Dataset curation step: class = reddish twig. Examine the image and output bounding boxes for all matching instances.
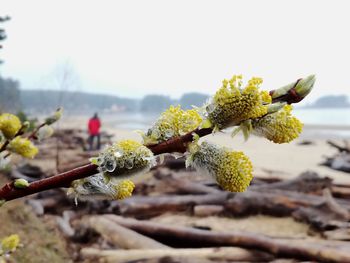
[0,82,309,202]
[0,164,97,201]
[0,140,9,153]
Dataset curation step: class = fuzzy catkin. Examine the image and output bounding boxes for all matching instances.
[189,142,253,192]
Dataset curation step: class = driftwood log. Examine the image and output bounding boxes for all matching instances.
[99,215,350,262]
[86,216,169,249]
[115,187,350,218]
[116,193,231,218]
[322,140,350,173]
[81,247,273,263]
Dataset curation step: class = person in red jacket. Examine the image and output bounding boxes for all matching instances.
[88,113,101,150]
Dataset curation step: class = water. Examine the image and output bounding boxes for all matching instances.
[106,112,158,130]
[293,108,350,126]
[293,108,350,138]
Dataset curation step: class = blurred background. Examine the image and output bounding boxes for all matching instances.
[1,0,350,262]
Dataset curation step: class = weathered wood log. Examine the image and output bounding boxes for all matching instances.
[227,190,323,217]
[161,157,187,170]
[332,185,350,199]
[327,140,350,153]
[323,188,350,220]
[116,186,350,219]
[324,228,350,241]
[151,167,225,195]
[81,247,273,262]
[105,215,350,263]
[117,193,231,218]
[292,189,350,231]
[194,205,224,217]
[321,152,350,173]
[250,171,332,193]
[154,174,221,195]
[86,216,169,249]
[111,258,213,263]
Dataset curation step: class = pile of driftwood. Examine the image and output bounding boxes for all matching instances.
[5,130,350,262]
[14,157,350,263]
[322,140,350,173]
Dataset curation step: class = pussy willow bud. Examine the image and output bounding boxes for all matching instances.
[8,137,38,158]
[294,74,316,98]
[68,174,135,201]
[45,107,63,125]
[252,105,303,144]
[0,113,21,139]
[37,124,54,141]
[142,105,202,144]
[270,75,316,103]
[14,179,29,188]
[187,142,253,192]
[205,75,271,130]
[92,139,155,178]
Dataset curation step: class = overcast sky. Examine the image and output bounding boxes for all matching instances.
[1,0,350,104]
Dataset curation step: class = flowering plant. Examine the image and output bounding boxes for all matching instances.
[0,75,315,204]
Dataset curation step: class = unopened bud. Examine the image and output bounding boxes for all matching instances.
[270,75,316,104]
[14,178,29,188]
[45,107,63,125]
[294,74,316,98]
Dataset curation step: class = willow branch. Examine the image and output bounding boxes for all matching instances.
[0,78,312,202]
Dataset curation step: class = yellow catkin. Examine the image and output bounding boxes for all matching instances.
[0,113,22,139]
[207,75,271,129]
[252,105,303,143]
[190,142,253,192]
[8,136,38,158]
[1,234,20,252]
[115,180,135,199]
[143,105,202,144]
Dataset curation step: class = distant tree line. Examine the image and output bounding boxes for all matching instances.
[0,16,21,112]
[22,91,209,114]
[308,95,350,108]
[140,92,209,112]
[0,77,21,112]
[20,90,139,114]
